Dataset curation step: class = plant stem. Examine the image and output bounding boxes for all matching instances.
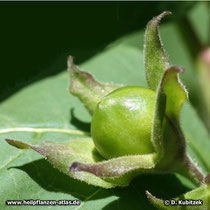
[176,155,205,186]
[169,119,205,186]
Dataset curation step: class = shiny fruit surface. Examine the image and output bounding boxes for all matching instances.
[91,86,156,159]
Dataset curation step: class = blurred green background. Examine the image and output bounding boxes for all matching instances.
[0,2,196,101]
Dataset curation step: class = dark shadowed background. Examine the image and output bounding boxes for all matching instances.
[0,2,195,101]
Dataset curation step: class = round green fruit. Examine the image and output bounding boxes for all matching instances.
[91,86,156,159]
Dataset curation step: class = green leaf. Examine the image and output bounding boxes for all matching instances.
[144,11,171,90]
[68,56,123,115]
[1,4,210,209]
[147,176,210,209]
[0,39,158,210]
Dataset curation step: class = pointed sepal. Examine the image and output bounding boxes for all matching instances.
[144,11,171,90]
[6,138,157,188]
[69,153,157,186]
[6,138,115,188]
[151,65,204,185]
[152,66,188,165]
[68,56,123,114]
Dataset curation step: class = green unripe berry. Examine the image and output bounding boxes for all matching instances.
[91,86,156,159]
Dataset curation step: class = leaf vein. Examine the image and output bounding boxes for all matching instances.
[0,127,89,136]
[74,188,102,210]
